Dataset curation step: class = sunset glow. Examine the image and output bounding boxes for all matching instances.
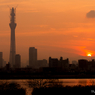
[87,54,91,57]
[1,0,95,66]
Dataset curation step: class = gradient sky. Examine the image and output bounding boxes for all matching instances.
[1,0,95,66]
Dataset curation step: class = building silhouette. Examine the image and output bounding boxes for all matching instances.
[15,54,21,68]
[6,62,10,70]
[49,57,59,68]
[88,59,95,69]
[37,59,47,68]
[2,59,6,67]
[9,7,17,68]
[29,47,37,68]
[0,52,3,68]
[72,60,78,66]
[78,59,88,69]
[60,57,69,69]
[49,57,69,69]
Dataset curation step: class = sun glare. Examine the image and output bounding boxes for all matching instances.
[87,54,91,57]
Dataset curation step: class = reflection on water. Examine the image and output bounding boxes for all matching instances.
[78,79,95,86]
[27,79,63,88]
[1,79,95,95]
[59,79,95,87]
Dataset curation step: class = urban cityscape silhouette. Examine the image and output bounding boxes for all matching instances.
[0,7,95,79]
[1,0,95,94]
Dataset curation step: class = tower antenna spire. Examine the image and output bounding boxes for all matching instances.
[9,7,17,68]
[14,4,18,10]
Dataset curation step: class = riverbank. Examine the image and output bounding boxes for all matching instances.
[32,85,95,94]
[0,74,95,79]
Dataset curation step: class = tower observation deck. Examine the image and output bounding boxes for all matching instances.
[9,7,17,68]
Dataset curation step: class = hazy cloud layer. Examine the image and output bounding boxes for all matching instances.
[86,10,95,18]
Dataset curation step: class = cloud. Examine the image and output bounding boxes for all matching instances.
[86,10,95,18]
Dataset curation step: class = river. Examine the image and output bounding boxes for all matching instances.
[1,79,95,95]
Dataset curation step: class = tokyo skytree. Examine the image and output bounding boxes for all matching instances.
[9,7,17,68]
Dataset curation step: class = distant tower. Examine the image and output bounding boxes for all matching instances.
[29,47,37,68]
[9,7,17,68]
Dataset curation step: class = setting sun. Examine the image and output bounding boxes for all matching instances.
[87,54,91,57]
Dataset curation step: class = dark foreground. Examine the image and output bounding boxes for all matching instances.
[1,74,95,79]
[1,82,95,94]
[0,82,25,95]
[32,85,95,95]
[29,80,95,94]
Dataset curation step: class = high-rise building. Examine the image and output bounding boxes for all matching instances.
[29,47,37,68]
[9,7,17,68]
[15,54,21,68]
[0,52,3,68]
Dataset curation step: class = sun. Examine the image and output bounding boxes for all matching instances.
[87,53,91,57]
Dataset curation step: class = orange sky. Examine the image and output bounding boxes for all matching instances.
[0,0,95,66]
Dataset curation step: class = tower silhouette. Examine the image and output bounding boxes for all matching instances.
[9,7,17,68]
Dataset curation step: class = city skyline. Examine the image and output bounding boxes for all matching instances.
[1,0,95,66]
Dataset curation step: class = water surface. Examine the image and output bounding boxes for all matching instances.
[1,79,95,95]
